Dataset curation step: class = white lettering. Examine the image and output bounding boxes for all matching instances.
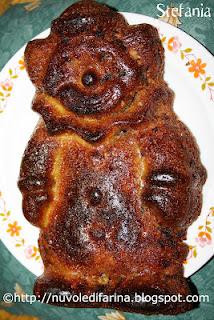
[157,3,166,17]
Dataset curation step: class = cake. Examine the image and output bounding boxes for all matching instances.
[18,0,206,314]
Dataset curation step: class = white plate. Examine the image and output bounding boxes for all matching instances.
[0,13,214,278]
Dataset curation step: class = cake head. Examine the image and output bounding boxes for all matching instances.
[24,0,165,140]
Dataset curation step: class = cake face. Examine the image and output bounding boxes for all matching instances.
[24,0,164,141]
[43,35,141,115]
[18,0,206,315]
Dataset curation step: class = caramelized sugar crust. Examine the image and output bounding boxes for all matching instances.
[19,0,206,314]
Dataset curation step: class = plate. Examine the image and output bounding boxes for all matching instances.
[0,13,214,278]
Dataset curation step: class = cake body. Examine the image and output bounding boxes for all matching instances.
[18,0,206,314]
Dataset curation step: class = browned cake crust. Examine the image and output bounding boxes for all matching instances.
[18,0,206,315]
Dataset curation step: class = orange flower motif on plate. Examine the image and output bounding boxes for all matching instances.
[0,79,13,92]
[167,36,181,53]
[195,231,212,247]
[6,221,21,237]
[18,58,25,70]
[24,245,38,259]
[188,59,206,78]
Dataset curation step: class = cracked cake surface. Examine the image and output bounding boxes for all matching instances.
[18,0,206,314]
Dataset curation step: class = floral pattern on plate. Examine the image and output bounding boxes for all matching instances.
[0,58,25,113]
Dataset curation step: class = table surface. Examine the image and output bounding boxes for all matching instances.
[0,1,213,319]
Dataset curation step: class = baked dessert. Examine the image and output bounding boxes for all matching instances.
[18,0,207,315]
